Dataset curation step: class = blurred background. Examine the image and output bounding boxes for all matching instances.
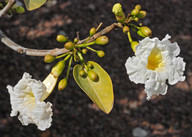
[0,0,192,136]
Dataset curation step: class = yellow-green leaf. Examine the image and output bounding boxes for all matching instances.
[73,61,114,114]
[23,0,46,10]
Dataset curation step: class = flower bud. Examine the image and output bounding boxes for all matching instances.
[140,26,152,37]
[58,78,67,91]
[135,5,141,10]
[131,9,139,16]
[13,6,25,14]
[131,41,139,52]
[112,3,126,23]
[134,17,139,22]
[44,55,55,63]
[97,51,105,58]
[88,70,99,82]
[95,36,109,45]
[123,26,130,33]
[137,30,146,37]
[137,11,146,19]
[56,35,68,43]
[79,70,86,77]
[90,27,96,36]
[82,49,88,54]
[74,38,79,43]
[64,42,75,50]
[87,63,94,69]
[51,60,65,77]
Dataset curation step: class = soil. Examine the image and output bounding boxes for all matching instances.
[0,0,192,137]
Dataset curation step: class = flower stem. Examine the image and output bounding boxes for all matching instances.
[127,32,133,43]
[56,52,70,59]
[86,47,97,52]
[66,56,73,79]
[77,41,95,48]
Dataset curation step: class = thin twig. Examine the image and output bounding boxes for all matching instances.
[0,30,69,56]
[0,0,16,17]
[0,23,122,56]
[78,22,122,44]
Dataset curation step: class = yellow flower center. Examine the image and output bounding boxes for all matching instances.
[147,47,164,71]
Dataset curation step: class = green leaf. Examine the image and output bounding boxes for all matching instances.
[23,0,46,10]
[73,61,114,114]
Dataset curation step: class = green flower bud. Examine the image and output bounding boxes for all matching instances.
[135,5,141,10]
[131,41,139,52]
[88,70,99,82]
[112,3,126,23]
[74,38,79,43]
[140,26,152,37]
[137,30,146,37]
[123,26,130,33]
[64,42,75,50]
[95,36,109,45]
[90,27,96,36]
[58,78,67,91]
[131,9,139,16]
[0,3,4,9]
[56,35,68,43]
[79,70,86,77]
[97,50,105,58]
[137,11,147,19]
[82,49,88,54]
[87,63,94,69]
[7,10,12,15]
[51,60,65,77]
[44,55,55,63]
[134,17,139,22]
[14,6,25,14]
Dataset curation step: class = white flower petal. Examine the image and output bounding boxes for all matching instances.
[168,57,186,85]
[125,56,147,84]
[145,79,168,100]
[7,72,53,131]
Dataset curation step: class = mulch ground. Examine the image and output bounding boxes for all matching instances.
[0,0,192,137]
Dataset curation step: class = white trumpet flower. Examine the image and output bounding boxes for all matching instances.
[125,34,186,100]
[7,72,57,130]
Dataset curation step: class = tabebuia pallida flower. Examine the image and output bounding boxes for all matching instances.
[125,35,186,100]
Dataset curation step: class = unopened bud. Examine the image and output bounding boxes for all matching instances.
[88,70,99,82]
[135,5,141,10]
[123,26,130,33]
[137,11,146,19]
[137,30,146,37]
[140,26,152,37]
[56,35,68,43]
[64,42,75,50]
[44,55,55,63]
[13,6,25,14]
[79,70,86,77]
[82,49,88,54]
[87,63,94,69]
[90,27,96,36]
[95,36,109,45]
[97,51,105,58]
[51,60,65,77]
[58,78,67,91]
[131,41,139,52]
[134,17,139,22]
[131,9,139,16]
[74,38,79,43]
[112,3,126,23]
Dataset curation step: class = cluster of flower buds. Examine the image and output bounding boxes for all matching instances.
[0,1,25,15]
[112,3,152,52]
[44,25,109,91]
